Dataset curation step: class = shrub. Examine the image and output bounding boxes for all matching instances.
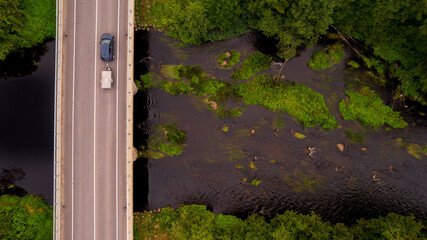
[339,88,407,128]
[0,195,53,240]
[351,213,425,240]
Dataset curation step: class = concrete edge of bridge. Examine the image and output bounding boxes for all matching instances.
[54,0,65,239]
[126,0,135,239]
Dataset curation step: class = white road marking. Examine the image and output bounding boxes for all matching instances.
[115,0,120,239]
[93,0,99,238]
[71,0,77,238]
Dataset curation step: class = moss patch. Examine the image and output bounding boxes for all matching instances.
[339,88,407,128]
[217,50,241,69]
[308,43,344,71]
[231,51,271,81]
[139,123,186,159]
[237,75,337,130]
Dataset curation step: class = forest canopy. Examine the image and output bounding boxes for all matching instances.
[0,0,55,61]
[136,0,427,105]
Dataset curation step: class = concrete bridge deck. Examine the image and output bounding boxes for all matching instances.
[53,0,135,239]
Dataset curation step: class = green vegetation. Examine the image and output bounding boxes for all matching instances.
[339,88,407,129]
[144,64,242,118]
[308,43,344,71]
[237,75,337,130]
[347,60,360,69]
[283,171,323,193]
[217,50,241,69]
[396,138,427,159]
[0,0,55,60]
[333,0,427,105]
[0,194,53,240]
[231,51,271,81]
[136,0,427,105]
[139,123,187,159]
[134,205,426,239]
[345,130,364,143]
[291,131,306,139]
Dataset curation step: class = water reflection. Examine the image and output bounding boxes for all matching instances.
[0,43,48,79]
[0,40,55,203]
[0,168,27,197]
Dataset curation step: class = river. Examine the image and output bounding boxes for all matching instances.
[133,30,427,224]
[0,41,55,203]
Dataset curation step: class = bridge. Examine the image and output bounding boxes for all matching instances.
[53,0,135,239]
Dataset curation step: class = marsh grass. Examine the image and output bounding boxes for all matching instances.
[231,51,271,81]
[339,88,407,128]
[237,75,338,130]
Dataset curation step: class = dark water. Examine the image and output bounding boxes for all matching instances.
[134,31,427,224]
[0,41,55,203]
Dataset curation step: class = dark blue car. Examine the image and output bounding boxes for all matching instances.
[100,33,114,62]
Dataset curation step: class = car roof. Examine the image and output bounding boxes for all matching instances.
[101,44,110,59]
[101,33,113,40]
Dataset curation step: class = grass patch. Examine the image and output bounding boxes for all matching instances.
[237,75,337,130]
[231,51,271,81]
[308,43,344,71]
[339,88,407,128]
[217,50,241,69]
[344,130,364,143]
[139,123,186,159]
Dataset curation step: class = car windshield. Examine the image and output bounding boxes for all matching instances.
[101,39,110,45]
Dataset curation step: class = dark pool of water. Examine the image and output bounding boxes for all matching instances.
[134,31,427,224]
[0,41,55,203]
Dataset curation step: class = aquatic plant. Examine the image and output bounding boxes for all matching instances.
[308,43,344,71]
[231,51,271,81]
[251,179,261,186]
[344,130,364,143]
[217,50,241,69]
[141,123,186,159]
[291,131,306,139]
[159,64,241,118]
[339,88,407,128]
[237,75,337,130]
[396,138,427,159]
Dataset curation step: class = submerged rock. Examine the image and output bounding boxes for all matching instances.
[336,143,344,152]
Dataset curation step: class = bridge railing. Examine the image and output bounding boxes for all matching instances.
[53,0,63,239]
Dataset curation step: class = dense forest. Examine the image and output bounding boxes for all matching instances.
[136,0,426,106]
[0,0,55,61]
[134,205,427,239]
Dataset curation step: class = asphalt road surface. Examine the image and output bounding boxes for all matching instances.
[61,0,129,239]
